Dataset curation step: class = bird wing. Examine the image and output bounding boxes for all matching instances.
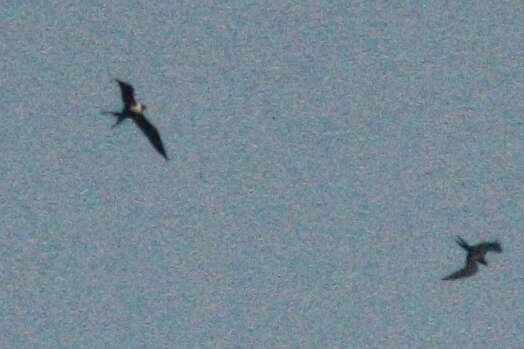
[115,79,137,108]
[442,256,478,280]
[477,241,502,253]
[133,114,169,160]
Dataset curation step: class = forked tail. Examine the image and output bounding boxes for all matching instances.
[455,236,471,251]
[101,111,127,128]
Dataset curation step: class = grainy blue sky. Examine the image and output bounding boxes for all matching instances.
[1,1,522,348]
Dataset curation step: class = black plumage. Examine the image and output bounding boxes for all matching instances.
[442,236,502,280]
[102,79,168,160]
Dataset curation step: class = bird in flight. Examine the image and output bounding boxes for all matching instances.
[442,236,502,280]
[102,79,168,160]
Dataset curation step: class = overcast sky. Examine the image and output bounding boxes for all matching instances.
[1,1,522,348]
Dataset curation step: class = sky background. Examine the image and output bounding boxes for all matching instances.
[1,1,522,348]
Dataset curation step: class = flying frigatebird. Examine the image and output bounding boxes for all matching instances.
[102,79,168,160]
[442,236,502,280]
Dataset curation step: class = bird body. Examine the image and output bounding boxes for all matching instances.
[102,79,168,160]
[442,236,502,280]
[129,103,145,114]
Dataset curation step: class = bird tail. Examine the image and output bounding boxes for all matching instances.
[101,111,127,128]
[455,236,470,251]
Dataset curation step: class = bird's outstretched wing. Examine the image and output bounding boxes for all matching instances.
[477,241,502,253]
[133,114,169,160]
[442,256,478,280]
[115,79,137,108]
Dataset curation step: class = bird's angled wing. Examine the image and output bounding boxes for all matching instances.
[442,257,478,280]
[477,241,502,253]
[133,114,169,160]
[115,79,137,108]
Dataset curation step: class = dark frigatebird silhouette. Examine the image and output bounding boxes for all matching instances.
[102,79,168,160]
[442,236,502,280]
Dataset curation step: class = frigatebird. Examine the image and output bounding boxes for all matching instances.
[102,79,168,160]
[442,236,502,280]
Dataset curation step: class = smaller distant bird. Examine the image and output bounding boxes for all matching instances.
[102,79,168,160]
[442,236,502,280]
